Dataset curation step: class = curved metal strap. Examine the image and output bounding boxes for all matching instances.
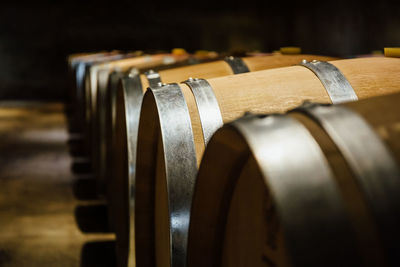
[119,69,143,267]
[75,62,87,98]
[89,64,109,119]
[96,67,114,193]
[123,69,144,177]
[299,60,358,104]
[150,83,198,267]
[88,54,126,115]
[145,69,162,88]
[232,114,361,266]
[224,56,250,74]
[74,62,88,124]
[298,104,400,264]
[182,78,223,145]
[109,70,126,132]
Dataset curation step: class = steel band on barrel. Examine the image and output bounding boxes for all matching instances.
[149,83,198,267]
[299,60,358,104]
[231,113,362,266]
[296,103,400,265]
[224,56,250,74]
[117,69,144,267]
[144,69,162,88]
[182,78,223,145]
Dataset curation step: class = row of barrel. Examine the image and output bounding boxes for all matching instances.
[67,48,400,267]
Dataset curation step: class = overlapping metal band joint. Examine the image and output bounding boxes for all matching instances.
[299,60,358,104]
[183,78,223,145]
[145,69,162,88]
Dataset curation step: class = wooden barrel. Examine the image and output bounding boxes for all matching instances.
[67,52,125,136]
[86,53,184,141]
[134,57,400,267]
[107,53,336,175]
[107,53,337,177]
[75,53,166,156]
[188,92,400,267]
[103,50,219,157]
[102,50,221,215]
[66,52,111,156]
[110,53,337,267]
[88,53,193,194]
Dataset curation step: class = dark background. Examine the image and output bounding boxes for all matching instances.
[0,0,399,100]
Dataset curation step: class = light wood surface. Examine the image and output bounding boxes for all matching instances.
[139,54,337,88]
[181,57,400,164]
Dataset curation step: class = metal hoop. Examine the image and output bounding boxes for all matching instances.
[299,60,358,104]
[182,78,223,145]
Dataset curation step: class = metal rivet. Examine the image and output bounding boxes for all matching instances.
[188,77,194,82]
[129,68,139,77]
[157,82,163,87]
[312,60,318,63]
[302,59,308,64]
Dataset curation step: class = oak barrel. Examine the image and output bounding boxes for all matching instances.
[67,51,125,136]
[135,57,400,267]
[83,53,189,190]
[188,92,400,267]
[111,53,337,267]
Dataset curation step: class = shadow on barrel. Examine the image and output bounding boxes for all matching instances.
[80,240,116,267]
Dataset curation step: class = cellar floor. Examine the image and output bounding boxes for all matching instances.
[0,102,115,267]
